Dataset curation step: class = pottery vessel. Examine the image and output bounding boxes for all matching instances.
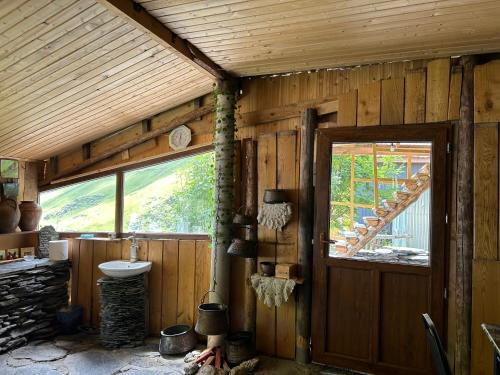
[225,331,255,365]
[227,238,257,258]
[19,201,42,231]
[0,197,20,234]
[260,261,276,276]
[263,189,287,204]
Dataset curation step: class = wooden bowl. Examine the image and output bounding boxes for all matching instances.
[403,180,418,192]
[363,216,380,227]
[372,207,389,217]
[393,191,411,202]
[382,199,398,210]
[354,223,368,236]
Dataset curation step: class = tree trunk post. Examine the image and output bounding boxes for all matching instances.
[296,108,318,363]
[243,140,258,334]
[455,55,476,375]
[210,79,238,308]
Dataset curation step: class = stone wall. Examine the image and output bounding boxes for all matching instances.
[0,260,69,353]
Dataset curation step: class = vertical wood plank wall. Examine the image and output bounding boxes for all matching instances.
[51,57,500,369]
[68,238,211,335]
[471,60,500,375]
[235,58,462,361]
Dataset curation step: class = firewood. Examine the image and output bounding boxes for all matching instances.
[202,356,215,367]
[215,347,222,368]
[195,349,215,364]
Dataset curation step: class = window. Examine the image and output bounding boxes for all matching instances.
[39,175,116,232]
[123,151,214,233]
[329,142,432,266]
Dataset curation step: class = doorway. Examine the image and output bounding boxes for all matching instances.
[311,125,450,375]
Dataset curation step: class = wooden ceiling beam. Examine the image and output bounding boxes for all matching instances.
[96,0,231,80]
[46,102,215,183]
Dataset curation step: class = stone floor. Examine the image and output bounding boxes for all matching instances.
[0,333,361,375]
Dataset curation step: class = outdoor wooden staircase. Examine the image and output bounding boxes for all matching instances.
[336,164,431,257]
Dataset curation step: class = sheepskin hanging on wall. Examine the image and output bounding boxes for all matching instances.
[257,202,292,231]
[250,274,296,307]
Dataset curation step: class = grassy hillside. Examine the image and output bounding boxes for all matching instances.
[40,157,194,232]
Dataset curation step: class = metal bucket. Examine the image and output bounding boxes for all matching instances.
[194,292,228,336]
[227,238,257,258]
[225,331,255,365]
[159,324,197,355]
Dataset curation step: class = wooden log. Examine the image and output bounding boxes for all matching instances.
[455,55,476,375]
[296,108,318,363]
[243,139,257,334]
[211,79,238,307]
[47,104,215,182]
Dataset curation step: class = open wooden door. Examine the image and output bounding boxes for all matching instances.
[311,125,450,375]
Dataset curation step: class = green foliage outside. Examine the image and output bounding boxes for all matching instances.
[125,152,215,233]
[330,151,405,235]
[40,152,215,234]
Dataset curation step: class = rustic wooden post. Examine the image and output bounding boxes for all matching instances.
[455,55,476,375]
[243,140,257,334]
[211,79,238,306]
[296,108,318,363]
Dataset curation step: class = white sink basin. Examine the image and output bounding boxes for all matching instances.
[98,260,152,278]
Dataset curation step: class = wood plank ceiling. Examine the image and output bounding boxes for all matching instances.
[136,0,500,76]
[2,0,500,160]
[0,0,213,160]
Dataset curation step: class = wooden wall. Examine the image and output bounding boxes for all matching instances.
[69,238,211,336]
[233,57,462,361]
[47,57,500,371]
[471,60,500,375]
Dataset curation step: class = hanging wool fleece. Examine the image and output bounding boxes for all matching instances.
[250,274,296,307]
[257,202,292,231]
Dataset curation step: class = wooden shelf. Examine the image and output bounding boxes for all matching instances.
[0,231,38,249]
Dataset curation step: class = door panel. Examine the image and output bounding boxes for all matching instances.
[326,266,373,360]
[379,272,429,369]
[312,125,449,375]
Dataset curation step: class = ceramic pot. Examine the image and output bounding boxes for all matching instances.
[0,197,20,234]
[260,261,276,276]
[19,201,42,231]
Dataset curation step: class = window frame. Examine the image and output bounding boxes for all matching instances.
[39,145,213,239]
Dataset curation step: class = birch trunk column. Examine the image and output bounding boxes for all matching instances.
[296,108,318,363]
[211,79,238,307]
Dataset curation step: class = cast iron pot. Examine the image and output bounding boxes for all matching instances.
[195,292,228,336]
[260,261,276,277]
[225,331,255,365]
[159,324,197,355]
[263,189,287,204]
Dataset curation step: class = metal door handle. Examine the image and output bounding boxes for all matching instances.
[319,232,336,258]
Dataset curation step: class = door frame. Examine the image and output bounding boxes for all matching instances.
[311,123,451,374]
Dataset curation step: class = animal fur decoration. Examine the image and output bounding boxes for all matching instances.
[250,274,296,307]
[257,203,292,231]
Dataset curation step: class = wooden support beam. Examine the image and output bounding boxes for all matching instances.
[296,108,318,363]
[243,139,257,335]
[48,104,214,182]
[96,0,230,80]
[455,55,477,375]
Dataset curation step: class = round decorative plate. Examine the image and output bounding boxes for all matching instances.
[169,125,192,150]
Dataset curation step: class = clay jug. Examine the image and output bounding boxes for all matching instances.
[0,196,20,234]
[19,201,42,232]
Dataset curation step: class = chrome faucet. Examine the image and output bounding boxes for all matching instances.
[127,233,138,263]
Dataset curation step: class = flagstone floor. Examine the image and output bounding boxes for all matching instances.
[0,333,363,375]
